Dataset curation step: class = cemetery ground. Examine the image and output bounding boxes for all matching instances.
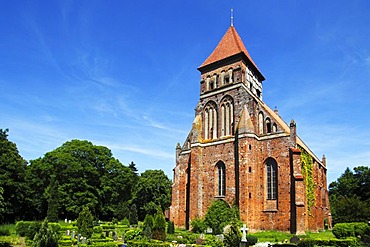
[0,220,367,247]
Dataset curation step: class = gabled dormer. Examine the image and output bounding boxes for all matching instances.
[198,26,265,99]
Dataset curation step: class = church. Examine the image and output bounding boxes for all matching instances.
[169,24,331,234]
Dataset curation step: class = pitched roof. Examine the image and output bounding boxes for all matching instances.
[199,26,263,78]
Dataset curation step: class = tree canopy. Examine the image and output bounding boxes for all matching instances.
[0,131,173,222]
[329,166,370,223]
[0,128,28,223]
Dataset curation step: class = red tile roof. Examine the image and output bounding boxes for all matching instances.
[199,26,263,78]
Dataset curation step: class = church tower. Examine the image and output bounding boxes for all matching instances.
[170,24,331,233]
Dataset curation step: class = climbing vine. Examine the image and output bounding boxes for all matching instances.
[299,146,315,214]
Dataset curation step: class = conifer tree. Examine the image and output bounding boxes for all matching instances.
[129,204,138,225]
[152,209,166,241]
[77,206,94,238]
[32,219,59,247]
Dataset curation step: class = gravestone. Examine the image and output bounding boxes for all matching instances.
[206,228,213,234]
[239,224,249,247]
[68,220,71,224]
[65,218,68,223]
[113,231,118,241]
[290,235,300,244]
[216,234,224,242]
[77,234,81,243]
[82,237,86,244]
[66,230,70,236]
[71,231,76,239]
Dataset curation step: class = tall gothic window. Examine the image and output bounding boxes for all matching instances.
[221,97,234,136]
[266,158,277,200]
[266,118,272,133]
[204,102,217,140]
[216,161,226,196]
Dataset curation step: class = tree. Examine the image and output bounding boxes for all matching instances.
[77,206,94,238]
[204,200,238,235]
[26,139,137,220]
[46,175,60,222]
[152,209,166,241]
[32,219,59,247]
[132,170,172,220]
[329,166,370,223]
[0,128,28,223]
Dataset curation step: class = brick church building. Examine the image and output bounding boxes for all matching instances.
[170,24,331,234]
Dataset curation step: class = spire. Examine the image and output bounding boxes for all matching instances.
[231,9,234,27]
[198,26,265,80]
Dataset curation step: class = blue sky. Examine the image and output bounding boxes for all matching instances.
[1,1,369,184]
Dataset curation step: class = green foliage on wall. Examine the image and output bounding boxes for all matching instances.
[299,147,315,214]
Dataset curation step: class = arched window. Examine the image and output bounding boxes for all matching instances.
[266,118,271,133]
[216,161,226,196]
[272,123,277,133]
[221,96,234,136]
[266,158,277,200]
[258,112,264,135]
[204,102,217,140]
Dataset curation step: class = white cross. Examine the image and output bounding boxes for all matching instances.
[240,224,248,242]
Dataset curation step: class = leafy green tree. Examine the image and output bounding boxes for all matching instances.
[0,128,28,223]
[329,166,370,223]
[152,209,166,241]
[132,170,172,220]
[26,140,137,220]
[204,200,238,235]
[46,175,59,222]
[77,206,94,238]
[32,219,59,247]
[0,187,4,222]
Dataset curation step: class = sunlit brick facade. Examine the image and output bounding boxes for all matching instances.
[170,25,331,234]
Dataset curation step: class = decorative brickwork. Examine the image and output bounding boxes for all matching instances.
[170,26,331,233]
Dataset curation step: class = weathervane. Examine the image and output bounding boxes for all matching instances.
[231,8,234,26]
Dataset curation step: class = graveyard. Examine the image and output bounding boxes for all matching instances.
[0,214,368,247]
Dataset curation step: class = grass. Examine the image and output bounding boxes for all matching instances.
[252,230,294,243]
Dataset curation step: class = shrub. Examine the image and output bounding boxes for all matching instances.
[93,226,103,234]
[15,221,29,237]
[126,241,170,247]
[190,218,206,233]
[297,238,315,247]
[332,223,354,239]
[26,222,42,240]
[32,219,59,247]
[0,225,10,236]
[124,229,142,241]
[246,234,258,245]
[167,221,174,234]
[121,218,130,227]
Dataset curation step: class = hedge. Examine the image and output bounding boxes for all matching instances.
[125,241,170,247]
[332,222,370,239]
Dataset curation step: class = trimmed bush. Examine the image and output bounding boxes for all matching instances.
[126,241,170,247]
[246,234,258,245]
[167,221,174,234]
[190,218,206,233]
[332,223,355,239]
[32,220,59,247]
[297,238,315,247]
[124,229,142,241]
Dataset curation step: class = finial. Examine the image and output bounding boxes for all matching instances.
[231,9,234,26]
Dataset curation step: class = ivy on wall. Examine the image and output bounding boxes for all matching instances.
[299,146,315,214]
